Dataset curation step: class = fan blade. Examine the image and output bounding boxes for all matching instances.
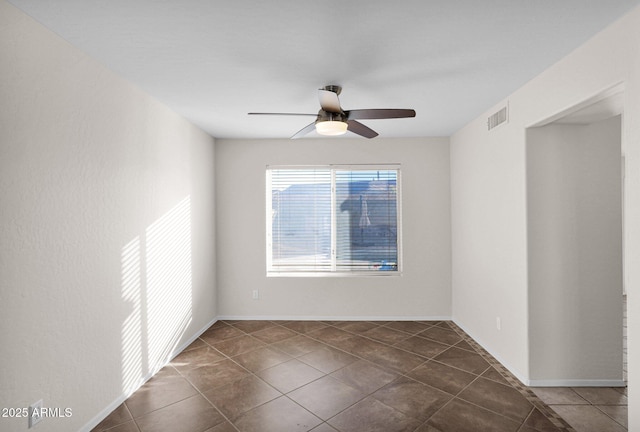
[291,121,317,139]
[248,112,317,116]
[346,109,416,120]
[347,120,378,139]
[318,89,342,113]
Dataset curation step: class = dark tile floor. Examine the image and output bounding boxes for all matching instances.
[93,320,582,432]
[531,387,627,432]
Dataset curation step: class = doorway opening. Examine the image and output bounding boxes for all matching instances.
[527,86,625,388]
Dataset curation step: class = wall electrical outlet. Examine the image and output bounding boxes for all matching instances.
[28,399,43,428]
[252,290,259,300]
[496,317,502,331]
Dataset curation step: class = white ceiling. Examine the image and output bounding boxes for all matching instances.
[9,0,640,139]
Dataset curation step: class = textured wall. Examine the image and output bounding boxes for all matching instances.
[215,137,451,319]
[0,2,216,431]
[451,5,640,427]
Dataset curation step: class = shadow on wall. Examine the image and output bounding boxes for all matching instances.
[120,196,193,395]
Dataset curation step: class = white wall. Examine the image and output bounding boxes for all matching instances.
[450,108,530,380]
[215,137,451,319]
[0,2,216,431]
[451,5,640,428]
[527,117,623,385]
[4,0,640,428]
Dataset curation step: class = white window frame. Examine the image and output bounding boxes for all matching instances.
[266,164,403,277]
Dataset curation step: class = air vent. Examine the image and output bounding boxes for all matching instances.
[488,105,508,130]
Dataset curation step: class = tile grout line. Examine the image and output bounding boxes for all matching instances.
[116,319,584,432]
[161,362,243,432]
[224,320,440,431]
[97,320,439,432]
[171,325,269,432]
[200,330,295,430]
[200,320,563,431]
[262,320,538,431]
[202,321,334,430]
[407,370,486,432]
[223,320,437,431]
[447,321,577,432]
[592,405,628,429]
[272,319,539,430]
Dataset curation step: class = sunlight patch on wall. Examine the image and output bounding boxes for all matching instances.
[120,196,193,394]
[121,236,143,395]
[146,196,193,372]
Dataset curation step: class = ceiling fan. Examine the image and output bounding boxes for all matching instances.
[248,85,416,139]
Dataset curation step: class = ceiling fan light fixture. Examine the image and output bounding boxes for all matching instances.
[315,120,348,136]
[249,85,415,139]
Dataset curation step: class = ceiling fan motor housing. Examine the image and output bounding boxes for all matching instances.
[316,110,346,123]
[323,84,342,96]
[316,85,346,128]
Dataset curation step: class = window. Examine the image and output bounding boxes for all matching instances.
[267,165,401,275]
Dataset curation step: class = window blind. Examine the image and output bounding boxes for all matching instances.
[267,166,400,275]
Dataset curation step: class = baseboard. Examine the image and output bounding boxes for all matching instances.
[81,314,449,430]
[169,316,219,361]
[79,371,156,432]
[80,316,218,432]
[217,315,453,321]
[82,314,627,431]
[528,379,626,387]
[452,319,530,386]
[451,320,627,388]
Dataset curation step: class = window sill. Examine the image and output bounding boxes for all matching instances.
[266,271,402,278]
